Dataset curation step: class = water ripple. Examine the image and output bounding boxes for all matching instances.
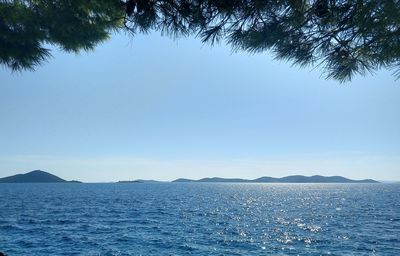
[0,183,399,255]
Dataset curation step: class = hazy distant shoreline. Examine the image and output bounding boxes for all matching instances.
[171,175,379,183]
[0,170,381,184]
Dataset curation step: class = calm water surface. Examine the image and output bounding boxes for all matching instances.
[0,183,399,255]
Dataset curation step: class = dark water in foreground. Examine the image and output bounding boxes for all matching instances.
[0,183,399,255]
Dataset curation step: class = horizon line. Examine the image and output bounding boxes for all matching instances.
[1,170,398,183]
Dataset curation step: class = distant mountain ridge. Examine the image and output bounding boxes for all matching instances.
[0,171,379,183]
[0,170,80,183]
[173,175,379,183]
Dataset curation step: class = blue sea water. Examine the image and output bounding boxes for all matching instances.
[0,183,399,255]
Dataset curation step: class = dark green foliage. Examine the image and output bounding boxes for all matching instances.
[0,0,124,71]
[123,0,400,82]
[1,0,400,82]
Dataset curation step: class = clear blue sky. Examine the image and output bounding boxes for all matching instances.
[1,32,399,182]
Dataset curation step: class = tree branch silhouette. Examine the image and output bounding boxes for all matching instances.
[1,0,400,82]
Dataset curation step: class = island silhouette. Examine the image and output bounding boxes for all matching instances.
[0,170,379,183]
[172,176,379,183]
[0,170,81,183]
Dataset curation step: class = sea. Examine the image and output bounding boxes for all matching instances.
[0,183,399,255]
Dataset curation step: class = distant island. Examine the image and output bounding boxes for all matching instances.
[173,175,379,183]
[0,170,81,183]
[0,171,380,184]
[117,179,160,183]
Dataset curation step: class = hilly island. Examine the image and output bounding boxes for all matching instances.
[0,170,81,183]
[0,170,379,183]
[173,175,379,183]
